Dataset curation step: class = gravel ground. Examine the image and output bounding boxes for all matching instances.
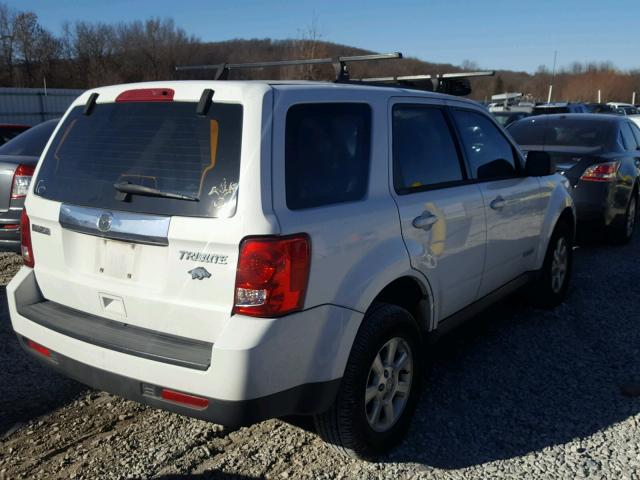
[1,232,640,480]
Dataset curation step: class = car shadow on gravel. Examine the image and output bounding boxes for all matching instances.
[0,287,86,436]
[381,233,640,469]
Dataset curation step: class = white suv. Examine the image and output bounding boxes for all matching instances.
[8,80,575,459]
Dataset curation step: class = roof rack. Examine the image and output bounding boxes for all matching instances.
[175,52,495,96]
[348,70,495,96]
[175,52,403,81]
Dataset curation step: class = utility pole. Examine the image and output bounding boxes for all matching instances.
[547,50,557,103]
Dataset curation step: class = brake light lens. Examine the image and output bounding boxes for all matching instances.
[160,388,209,409]
[233,235,311,317]
[20,208,34,267]
[11,164,35,199]
[115,88,174,102]
[580,161,620,182]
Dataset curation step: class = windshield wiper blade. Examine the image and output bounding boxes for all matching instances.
[114,182,199,202]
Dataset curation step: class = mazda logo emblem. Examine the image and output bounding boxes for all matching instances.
[97,212,113,232]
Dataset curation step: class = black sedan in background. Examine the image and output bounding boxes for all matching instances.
[0,119,58,251]
[508,114,640,243]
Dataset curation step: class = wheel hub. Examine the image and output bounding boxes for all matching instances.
[364,337,414,433]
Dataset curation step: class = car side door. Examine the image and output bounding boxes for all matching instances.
[449,106,545,297]
[389,99,486,321]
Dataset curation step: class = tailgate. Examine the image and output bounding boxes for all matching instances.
[22,82,274,345]
[29,199,242,344]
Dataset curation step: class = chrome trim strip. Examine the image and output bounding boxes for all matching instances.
[59,204,170,246]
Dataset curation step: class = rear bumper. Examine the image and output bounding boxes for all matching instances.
[571,181,624,227]
[18,335,340,426]
[0,206,22,252]
[8,268,362,426]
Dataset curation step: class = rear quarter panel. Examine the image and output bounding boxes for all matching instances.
[270,87,424,316]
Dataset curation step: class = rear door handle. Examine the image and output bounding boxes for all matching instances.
[412,211,438,230]
[490,196,506,211]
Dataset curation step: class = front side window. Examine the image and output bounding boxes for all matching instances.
[453,109,518,180]
[392,105,464,193]
[285,103,371,210]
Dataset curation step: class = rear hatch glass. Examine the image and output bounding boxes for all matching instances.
[34,101,243,218]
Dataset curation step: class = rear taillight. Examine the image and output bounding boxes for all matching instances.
[11,164,35,199]
[20,209,34,267]
[233,235,311,317]
[580,161,620,182]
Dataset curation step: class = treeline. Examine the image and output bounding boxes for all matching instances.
[1,2,639,103]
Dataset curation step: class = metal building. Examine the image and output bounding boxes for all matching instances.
[0,88,84,125]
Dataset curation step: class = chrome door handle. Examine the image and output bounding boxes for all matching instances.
[490,196,506,211]
[412,211,438,230]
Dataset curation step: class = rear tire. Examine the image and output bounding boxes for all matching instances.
[608,193,637,245]
[313,303,423,460]
[529,221,573,309]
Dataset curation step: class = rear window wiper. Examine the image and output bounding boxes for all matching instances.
[114,182,199,202]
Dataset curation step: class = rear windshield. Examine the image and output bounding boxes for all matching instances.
[35,101,243,218]
[0,120,57,157]
[508,117,613,147]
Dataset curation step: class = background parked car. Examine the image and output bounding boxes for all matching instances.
[0,119,57,251]
[0,124,30,146]
[532,102,589,115]
[585,103,617,114]
[491,110,530,127]
[508,114,640,243]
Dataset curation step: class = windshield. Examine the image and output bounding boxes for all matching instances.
[35,101,243,218]
[508,117,614,147]
[0,121,57,156]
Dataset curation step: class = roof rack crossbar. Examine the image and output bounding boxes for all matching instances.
[359,71,495,83]
[175,52,403,81]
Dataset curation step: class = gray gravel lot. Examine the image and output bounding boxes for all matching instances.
[0,233,639,480]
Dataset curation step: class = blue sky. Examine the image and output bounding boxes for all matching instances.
[7,0,640,73]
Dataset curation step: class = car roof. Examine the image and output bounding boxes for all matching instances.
[82,80,481,107]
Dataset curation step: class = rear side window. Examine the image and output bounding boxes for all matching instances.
[35,102,243,218]
[285,103,371,210]
[392,105,464,193]
[453,109,518,180]
[621,123,638,151]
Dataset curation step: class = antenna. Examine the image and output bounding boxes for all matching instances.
[176,52,403,81]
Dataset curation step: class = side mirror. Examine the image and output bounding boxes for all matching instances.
[525,151,555,176]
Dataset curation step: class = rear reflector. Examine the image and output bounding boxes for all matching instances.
[160,388,209,409]
[27,339,51,358]
[1,224,19,229]
[116,88,174,102]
